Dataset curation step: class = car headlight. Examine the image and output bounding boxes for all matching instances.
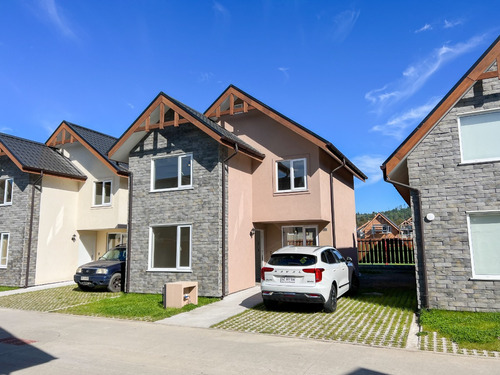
[76,267,82,273]
[96,268,109,274]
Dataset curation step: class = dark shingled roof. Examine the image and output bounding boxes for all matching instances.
[0,133,86,180]
[63,122,129,174]
[160,92,265,159]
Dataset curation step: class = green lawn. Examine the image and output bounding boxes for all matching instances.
[0,286,19,292]
[58,292,218,321]
[419,309,500,352]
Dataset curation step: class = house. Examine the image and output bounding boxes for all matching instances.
[399,217,413,239]
[356,213,400,240]
[109,86,366,296]
[0,122,128,287]
[381,36,500,312]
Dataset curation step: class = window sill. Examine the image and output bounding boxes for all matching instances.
[91,205,112,209]
[469,277,500,281]
[0,203,13,207]
[147,268,193,273]
[273,190,309,197]
[458,159,500,166]
[150,186,194,193]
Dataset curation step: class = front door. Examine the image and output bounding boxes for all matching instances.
[254,230,264,282]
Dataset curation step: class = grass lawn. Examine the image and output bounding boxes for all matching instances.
[0,286,19,292]
[58,292,219,321]
[419,309,500,352]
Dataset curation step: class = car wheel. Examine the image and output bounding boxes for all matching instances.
[263,299,278,311]
[349,274,360,296]
[323,284,337,313]
[107,273,121,292]
[78,283,93,292]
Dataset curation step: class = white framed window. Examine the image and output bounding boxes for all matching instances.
[0,233,9,268]
[107,233,128,250]
[149,224,192,271]
[151,154,193,192]
[467,211,500,280]
[282,226,318,246]
[93,180,112,206]
[0,178,13,206]
[276,158,307,192]
[458,110,500,164]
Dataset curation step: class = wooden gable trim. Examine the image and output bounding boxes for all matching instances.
[384,40,500,176]
[47,122,125,177]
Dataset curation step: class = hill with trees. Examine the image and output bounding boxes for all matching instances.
[356,205,411,227]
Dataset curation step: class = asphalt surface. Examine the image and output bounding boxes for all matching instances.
[1,308,498,375]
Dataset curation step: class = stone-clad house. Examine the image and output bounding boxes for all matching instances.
[0,122,128,287]
[109,86,366,296]
[381,36,500,312]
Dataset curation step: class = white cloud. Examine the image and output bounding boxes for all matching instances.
[213,1,230,20]
[444,19,463,29]
[331,9,360,42]
[126,103,135,110]
[198,72,214,83]
[0,127,13,133]
[352,154,386,185]
[365,34,486,110]
[371,98,440,139]
[38,0,77,39]
[415,24,432,33]
[278,67,290,82]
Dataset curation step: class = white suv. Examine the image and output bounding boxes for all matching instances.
[261,246,358,312]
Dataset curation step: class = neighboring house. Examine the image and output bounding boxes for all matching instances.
[399,217,413,239]
[109,86,366,296]
[0,122,128,287]
[356,213,400,240]
[381,36,500,312]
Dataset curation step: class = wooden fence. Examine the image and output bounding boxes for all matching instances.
[357,238,414,265]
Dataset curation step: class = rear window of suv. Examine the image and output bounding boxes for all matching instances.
[268,254,317,266]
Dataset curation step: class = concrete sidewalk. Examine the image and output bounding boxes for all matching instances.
[156,285,262,328]
[0,281,75,297]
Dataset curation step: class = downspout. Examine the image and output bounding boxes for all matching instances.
[25,171,43,288]
[385,176,429,309]
[330,158,346,247]
[221,144,239,298]
[125,171,133,293]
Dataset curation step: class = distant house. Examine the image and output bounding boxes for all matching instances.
[381,36,500,312]
[357,213,400,240]
[399,217,413,239]
[108,86,366,296]
[0,123,128,287]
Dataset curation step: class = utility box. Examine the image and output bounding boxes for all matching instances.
[163,281,198,308]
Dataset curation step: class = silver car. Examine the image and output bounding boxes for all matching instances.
[261,246,358,312]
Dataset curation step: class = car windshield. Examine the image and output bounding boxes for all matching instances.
[268,254,316,266]
[99,249,126,261]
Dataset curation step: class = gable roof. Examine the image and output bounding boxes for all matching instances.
[108,92,265,163]
[205,84,367,181]
[46,121,128,176]
[382,35,500,181]
[0,132,86,180]
[357,212,400,232]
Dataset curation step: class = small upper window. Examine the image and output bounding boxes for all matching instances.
[459,111,500,163]
[0,178,13,206]
[152,154,192,191]
[276,158,307,192]
[94,180,112,206]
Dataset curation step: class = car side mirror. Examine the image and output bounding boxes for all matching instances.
[346,257,352,262]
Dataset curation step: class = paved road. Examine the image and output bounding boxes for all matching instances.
[0,308,498,375]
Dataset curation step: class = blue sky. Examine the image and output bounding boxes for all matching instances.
[1,1,499,213]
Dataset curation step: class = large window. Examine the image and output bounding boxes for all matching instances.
[149,225,191,270]
[151,154,192,191]
[107,233,127,250]
[0,178,13,206]
[0,233,9,268]
[467,212,500,280]
[459,111,500,163]
[282,226,317,246]
[276,158,307,192]
[94,180,112,206]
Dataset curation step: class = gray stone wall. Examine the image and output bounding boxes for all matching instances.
[128,125,224,296]
[407,77,500,311]
[0,157,41,286]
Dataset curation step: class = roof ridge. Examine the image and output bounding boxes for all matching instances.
[64,121,118,141]
[0,132,48,147]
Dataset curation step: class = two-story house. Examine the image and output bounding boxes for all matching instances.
[109,86,366,296]
[382,36,500,312]
[0,122,128,287]
[356,213,400,240]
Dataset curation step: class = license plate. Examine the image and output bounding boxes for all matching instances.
[81,276,89,281]
[280,277,295,283]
